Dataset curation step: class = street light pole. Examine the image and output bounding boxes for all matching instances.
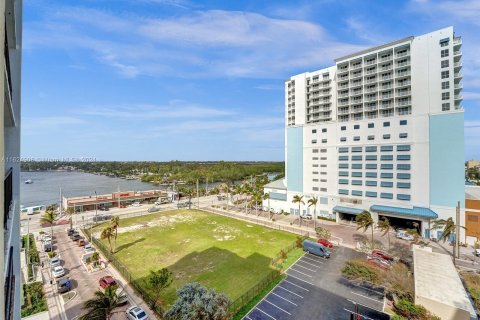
[95,190,98,219]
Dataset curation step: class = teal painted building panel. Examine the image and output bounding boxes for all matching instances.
[429,112,465,207]
[287,127,303,192]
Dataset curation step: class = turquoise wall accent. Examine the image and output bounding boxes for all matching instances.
[287,127,303,192]
[429,112,465,207]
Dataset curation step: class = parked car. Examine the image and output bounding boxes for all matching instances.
[77,238,85,247]
[52,266,65,278]
[303,240,331,258]
[132,202,141,207]
[57,277,71,293]
[50,256,61,268]
[93,214,112,222]
[317,239,334,248]
[126,306,148,320]
[69,232,79,239]
[67,228,76,236]
[148,206,160,213]
[84,244,95,254]
[43,234,52,242]
[71,234,81,241]
[99,276,117,289]
[397,232,415,241]
[372,249,394,261]
[99,206,109,211]
[475,249,480,257]
[116,287,128,305]
[367,254,391,270]
[44,241,52,252]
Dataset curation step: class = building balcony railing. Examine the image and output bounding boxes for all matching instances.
[380,85,392,90]
[365,97,377,102]
[380,103,394,109]
[380,94,393,100]
[379,56,392,62]
[454,72,463,79]
[364,87,377,93]
[454,50,462,56]
[396,51,410,58]
[351,73,363,79]
[397,100,411,107]
[396,70,411,78]
[338,100,349,106]
[365,69,377,75]
[380,65,392,72]
[454,95,463,100]
[396,81,411,88]
[396,61,410,68]
[364,78,377,84]
[454,83,463,90]
[453,37,462,45]
[381,75,392,81]
[396,91,411,97]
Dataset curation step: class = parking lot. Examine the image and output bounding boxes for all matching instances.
[40,229,141,320]
[244,246,390,320]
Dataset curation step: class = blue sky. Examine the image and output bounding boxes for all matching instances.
[22,0,480,161]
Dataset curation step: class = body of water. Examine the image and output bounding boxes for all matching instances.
[20,171,160,207]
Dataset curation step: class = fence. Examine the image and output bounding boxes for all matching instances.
[83,228,164,317]
[203,206,314,238]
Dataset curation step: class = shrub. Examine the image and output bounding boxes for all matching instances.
[461,271,480,314]
[295,236,303,248]
[21,282,48,317]
[393,299,440,319]
[341,260,380,285]
[47,251,57,258]
[315,226,331,240]
[384,263,414,301]
[279,250,288,260]
[391,315,407,320]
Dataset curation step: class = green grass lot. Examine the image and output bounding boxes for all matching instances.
[95,209,301,306]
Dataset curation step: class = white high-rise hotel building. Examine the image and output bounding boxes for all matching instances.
[264,27,464,239]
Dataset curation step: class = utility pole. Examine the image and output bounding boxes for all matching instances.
[59,187,63,215]
[26,218,30,279]
[95,190,98,219]
[456,201,460,259]
[196,179,199,208]
[118,185,120,209]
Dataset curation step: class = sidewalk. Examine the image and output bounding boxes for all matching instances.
[35,233,68,320]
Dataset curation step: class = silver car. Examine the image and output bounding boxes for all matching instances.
[50,256,61,268]
[126,306,148,320]
[52,266,65,278]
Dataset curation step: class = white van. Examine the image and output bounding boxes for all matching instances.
[132,202,141,207]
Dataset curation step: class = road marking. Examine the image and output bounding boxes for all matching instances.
[346,299,383,313]
[293,263,316,272]
[302,255,325,264]
[277,286,304,298]
[244,316,252,320]
[264,299,292,315]
[343,308,378,320]
[351,291,383,304]
[289,268,313,277]
[286,274,314,286]
[297,259,320,268]
[284,279,309,291]
[256,307,277,320]
[351,284,384,296]
[271,292,298,305]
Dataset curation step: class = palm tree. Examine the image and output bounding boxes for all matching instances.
[242,182,251,214]
[433,217,466,264]
[182,188,195,210]
[110,216,120,253]
[292,195,305,227]
[307,196,318,230]
[66,207,75,229]
[356,211,375,248]
[234,184,243,206]
[251,191,263,216]
[40,210,56,245]
[79,286,125,320]
[377,217,393,251]
[263,192,271,219]
[100,226,114,253]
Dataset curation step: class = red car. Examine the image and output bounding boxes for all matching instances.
[317,239,333,248]
[99,276,117,289]
[367,255,391,270]
[371,249,394,262]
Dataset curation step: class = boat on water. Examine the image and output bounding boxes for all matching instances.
[24,179,33,184]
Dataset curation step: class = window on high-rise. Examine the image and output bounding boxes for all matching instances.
[441,60,449,68]
[441,81,450,90]
[442,92,450,100]
[442,103,450,111]
[441,49,449,57]
[441,71,449,79]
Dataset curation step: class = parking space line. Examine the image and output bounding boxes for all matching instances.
[293,263,316,272]
[264,299,292,315]
[351,284,384,296]
[271,292,298,306]
[347,299,383,313]
[284,279,309,291]
[289,268,313,277]
[244,316,252,320]
[297,259,320,268]
[256,307,277,320]
[343,308,377,320]
[350,291,383,304]
[286,274,314,286]
[277,286,304,298]
[302,255,325,264]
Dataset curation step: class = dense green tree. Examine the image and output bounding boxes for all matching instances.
[165,282,230,320]
[79,286,125,320]
[149,268,173,310]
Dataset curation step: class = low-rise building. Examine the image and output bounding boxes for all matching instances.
[467,160,480,170]
[465,185,480,244]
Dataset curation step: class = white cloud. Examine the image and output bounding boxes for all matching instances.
[344,17,387,44]
[22,116,85,135]
[76,101,236,119]
[25,6,364,78]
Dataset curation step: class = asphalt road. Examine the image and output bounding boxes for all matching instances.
[244,246,390,320]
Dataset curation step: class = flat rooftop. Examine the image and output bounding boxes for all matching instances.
[466,186,480,200]
[413,248,476,317]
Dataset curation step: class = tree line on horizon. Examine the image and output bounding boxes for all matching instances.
[20,160,285,184]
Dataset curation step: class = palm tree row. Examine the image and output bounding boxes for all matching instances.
[100,216,120,253]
